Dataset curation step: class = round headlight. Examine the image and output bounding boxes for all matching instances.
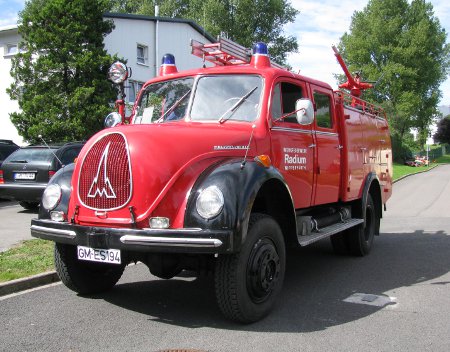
[196,186,224,219]
[42,184,62,210]
[104,112,122,128]
[107,61,128,84]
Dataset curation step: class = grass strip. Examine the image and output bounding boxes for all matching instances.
[392,162,436,181]
[0,239,54,283]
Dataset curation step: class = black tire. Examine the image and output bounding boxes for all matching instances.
[346,194,378,256]
[54,243,125,295]
[19,201,39,210]
[214,213,286,323]
[330,232,349,255]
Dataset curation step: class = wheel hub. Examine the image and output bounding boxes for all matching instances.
[247,238,281,303]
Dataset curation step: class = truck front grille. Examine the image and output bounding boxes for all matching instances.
[78,132,132,210]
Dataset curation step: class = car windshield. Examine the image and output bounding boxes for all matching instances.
[4,148,56,163]
[133,75,263,124]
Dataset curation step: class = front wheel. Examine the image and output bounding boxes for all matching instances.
[215,213,286,323]
[54,243,125,294]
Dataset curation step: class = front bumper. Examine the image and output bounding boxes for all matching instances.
[0,183,46,202]
[31,219,233,254]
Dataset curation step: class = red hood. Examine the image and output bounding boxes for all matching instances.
[71,122,255,226]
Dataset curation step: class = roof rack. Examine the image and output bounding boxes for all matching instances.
[191,35,285,69]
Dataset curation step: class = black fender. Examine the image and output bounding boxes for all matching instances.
[38,163,75,220]
[184,159,296,252]
[359,172,382,232]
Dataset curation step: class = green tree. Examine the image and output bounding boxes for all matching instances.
[434,116,450,144]
[9,0,118,144]
[109,0,298,65]
[337,0,450,146]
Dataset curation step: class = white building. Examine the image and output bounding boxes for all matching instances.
[0,13,214,145]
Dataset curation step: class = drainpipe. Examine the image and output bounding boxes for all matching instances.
[155,5,159,77]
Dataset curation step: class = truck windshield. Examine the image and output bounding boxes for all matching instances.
[190,75,262,122]
[133,75,262,124]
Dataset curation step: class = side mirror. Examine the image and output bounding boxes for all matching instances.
[295,99,314,125]
[104,112,122,128]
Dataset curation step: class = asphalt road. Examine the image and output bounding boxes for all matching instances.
[1,166,449,351]
[0,200,36,252]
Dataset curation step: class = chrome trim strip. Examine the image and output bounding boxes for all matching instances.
[315,130,338,136]
[272,126,338,137]
[120,235,223,248]
[271,127,312,134]
[31,225,76,239]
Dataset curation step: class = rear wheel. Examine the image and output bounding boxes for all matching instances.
[54,243,125,294]
[347,194,378,256]
[215,213,286,323]
[330,194,379,256]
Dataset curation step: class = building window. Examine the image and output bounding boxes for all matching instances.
[137,44,148,65]
[4,44,18,56]
[127,80,144,103]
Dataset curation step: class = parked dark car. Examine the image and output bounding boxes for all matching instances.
[0,142,84,209]
[0,139,19,166]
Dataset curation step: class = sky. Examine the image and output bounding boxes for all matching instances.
[1,0,449,106]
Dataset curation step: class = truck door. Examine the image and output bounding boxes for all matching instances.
[311,86,341,205]
[270,80,314,209]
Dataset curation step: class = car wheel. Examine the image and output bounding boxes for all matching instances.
[19,201,39,210]
[214,213,286,323]
[346,194,378,256]
[54,243,125,294]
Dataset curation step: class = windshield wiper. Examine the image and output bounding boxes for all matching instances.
[218,86,258,124]
[157,89,191,123]
[10,160,28,163]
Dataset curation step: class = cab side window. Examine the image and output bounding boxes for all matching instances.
[313,91,333,129]
[271,82,303,123]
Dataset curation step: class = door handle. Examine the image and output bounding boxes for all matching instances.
[308,144,316,148]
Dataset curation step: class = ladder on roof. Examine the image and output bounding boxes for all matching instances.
[191,35,285,69]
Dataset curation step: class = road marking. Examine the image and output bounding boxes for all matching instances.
[343,293,397,307]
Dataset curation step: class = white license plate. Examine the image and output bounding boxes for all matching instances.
[14,172,35,180]
[77,246,121,264]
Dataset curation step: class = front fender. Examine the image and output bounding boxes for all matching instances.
[184,159,292,251]
[38,163,75,220]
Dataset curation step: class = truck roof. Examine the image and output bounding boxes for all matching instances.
[145,63,334,91]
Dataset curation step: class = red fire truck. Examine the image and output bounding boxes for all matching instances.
[31,37,392,323]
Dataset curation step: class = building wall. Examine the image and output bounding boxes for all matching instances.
[0,26,24,145]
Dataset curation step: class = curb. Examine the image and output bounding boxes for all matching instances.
[393,164,439,183]
[0,271,60,297]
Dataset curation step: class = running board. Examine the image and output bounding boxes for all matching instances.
[297,218,364,247]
